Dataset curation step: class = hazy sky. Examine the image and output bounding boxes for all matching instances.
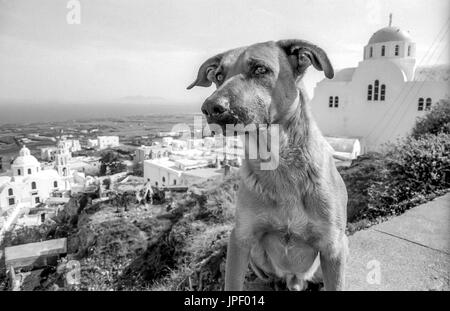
[0,0,448,105]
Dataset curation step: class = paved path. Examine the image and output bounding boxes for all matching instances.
[347,193,450,291]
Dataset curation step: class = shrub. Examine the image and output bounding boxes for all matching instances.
[411,99,450,138]
[0,222,57,249]
[131,162,143,177]
[366,133,450,218]
[339,152,385,221]
[99,151,126,176]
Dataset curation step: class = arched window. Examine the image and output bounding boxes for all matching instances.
[8,188,13,196]
[380,84,386,101]
[425,98,432,110]
[407,45,411,56]
[374,80,379,101]
[173,179,177,185]
[394,45,399,56]
[381,45,386,56]
[162,177,166,183]
[369,46,373,58]
[17,169,21,176]
[367,85,373,100]
[334,96,339,108]
[328,96,333,107]
[31,181,37,190]
[53,181,58,188]
[28,168,32,175]
[418,98,424,111]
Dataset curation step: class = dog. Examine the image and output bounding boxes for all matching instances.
[187,39,348,291]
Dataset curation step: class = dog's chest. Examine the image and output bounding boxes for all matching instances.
[239,201,316,246]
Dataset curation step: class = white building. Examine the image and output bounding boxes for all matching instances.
[40,147,58,162]
[0,146,70,213]
[134,145,172,164]
[179,167,227,186]
[54,140,71,178]
[40,139,80,161]
[87,139,99,148]
[144,158,223,187]
[325,137,361,161]
[61,139,81,153]
[161,137,174,146]
[68,156,101,175]
[310,22,449,152]
[142,133,245,187]
[97,136,120,150]
[187,138,204,149]
[144,158,183,187]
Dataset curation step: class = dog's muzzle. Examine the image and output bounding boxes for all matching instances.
[201,97,238,126]
[201,96,229,117]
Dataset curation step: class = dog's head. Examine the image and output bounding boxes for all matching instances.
[187,40,334,133]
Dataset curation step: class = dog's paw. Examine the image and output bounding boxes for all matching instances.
[286,275,307,291]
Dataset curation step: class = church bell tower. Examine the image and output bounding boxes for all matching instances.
[55,140,70,177]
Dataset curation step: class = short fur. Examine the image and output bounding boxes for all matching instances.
[187,40,349,291]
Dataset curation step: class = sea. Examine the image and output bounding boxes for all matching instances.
[0,102,201,125]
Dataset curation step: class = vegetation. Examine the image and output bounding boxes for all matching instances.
[0,222,57,250]
[342,99,450,229]
[367,133,449,216]
[338,152,385,221]
[99,150,126,176]
[117,172,243,291]
[411,99,450,138]
[131,162,143,177]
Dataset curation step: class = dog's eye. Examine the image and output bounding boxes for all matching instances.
[254,66,267,75]
[216,73,224,82]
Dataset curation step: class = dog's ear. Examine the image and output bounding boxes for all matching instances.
[186,54,223,90]
[277,39,334,79]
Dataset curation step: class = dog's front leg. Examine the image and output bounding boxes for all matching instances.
[225,228,250,291]
[320,235,348,291]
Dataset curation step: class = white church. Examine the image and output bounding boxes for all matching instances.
[310,19,449,152]
[0,142,72,214]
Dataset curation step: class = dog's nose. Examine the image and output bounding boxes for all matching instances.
[201,97,230,117]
